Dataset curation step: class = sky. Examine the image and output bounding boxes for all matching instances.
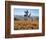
[14,8,39,16]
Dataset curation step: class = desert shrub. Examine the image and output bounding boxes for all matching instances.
[14,20,39,30]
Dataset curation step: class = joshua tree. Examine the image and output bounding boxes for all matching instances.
[28,13,31,18]
[24,10,29,20]
[24,10,29,17]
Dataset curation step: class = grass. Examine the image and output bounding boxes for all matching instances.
[14,20,39,30]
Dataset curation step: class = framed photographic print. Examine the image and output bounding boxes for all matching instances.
[5,1,45,38]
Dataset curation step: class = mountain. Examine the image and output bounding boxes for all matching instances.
[14,15,39,20]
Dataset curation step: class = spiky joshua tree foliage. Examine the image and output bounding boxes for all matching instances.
[24,10,29,20]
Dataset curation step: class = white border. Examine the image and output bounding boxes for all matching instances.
[11,5,42,34]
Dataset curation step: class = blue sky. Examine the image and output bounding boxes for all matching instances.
[14,8,39,16]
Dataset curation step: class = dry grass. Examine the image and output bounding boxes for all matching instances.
[14,20,39,30]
